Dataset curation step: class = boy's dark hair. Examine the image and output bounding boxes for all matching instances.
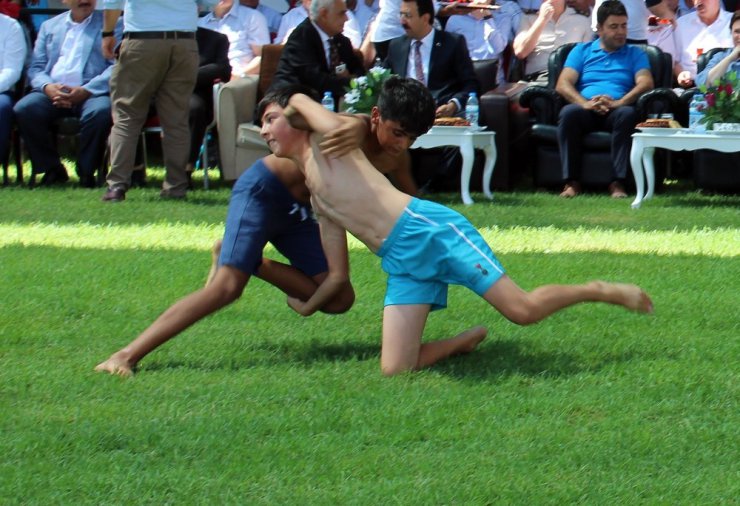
[256,85,320,123]
[596,0,628,26]
[731,11,740,32]
[402,0,434,25]
[376,76,436,138]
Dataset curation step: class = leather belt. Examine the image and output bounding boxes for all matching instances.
[124,31,195,40]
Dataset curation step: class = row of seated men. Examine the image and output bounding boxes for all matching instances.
[1,0,738,196]
[0,0,233,189]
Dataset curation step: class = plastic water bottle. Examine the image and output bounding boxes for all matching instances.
[689,93,707,132]
[321,91,335,112]
[465,92,479,128]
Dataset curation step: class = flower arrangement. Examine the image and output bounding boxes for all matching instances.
[341,65,394,114]
[698,71,740,130]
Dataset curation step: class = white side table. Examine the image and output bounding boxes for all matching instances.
[411,127,497,205]
[630,129,740,208]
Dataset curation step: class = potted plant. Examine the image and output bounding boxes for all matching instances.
[342,65,394,114]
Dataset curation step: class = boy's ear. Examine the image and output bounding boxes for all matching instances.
[370,107,381,125]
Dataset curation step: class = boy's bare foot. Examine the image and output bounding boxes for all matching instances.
[593,281,654,313]
[453,326,488,355]
[94,353,135,377]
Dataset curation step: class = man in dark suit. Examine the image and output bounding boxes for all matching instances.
[383,0,478,118]
[189,27,231,173]
[269,0,364,101]
[383,0,479,191]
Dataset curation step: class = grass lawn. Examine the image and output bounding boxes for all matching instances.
[1,169,738,504]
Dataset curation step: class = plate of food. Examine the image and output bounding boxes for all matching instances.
[635,118,684,131]
[432,116,470,128]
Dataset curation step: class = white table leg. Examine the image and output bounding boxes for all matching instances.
[630,138,646,209]
[459,139,475,205]
[481,138,496,200]
[643,147,656,201]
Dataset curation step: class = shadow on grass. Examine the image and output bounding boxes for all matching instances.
[139,340,380,374]
[431,338,668,382]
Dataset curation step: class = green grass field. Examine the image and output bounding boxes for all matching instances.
[1,172,738,504]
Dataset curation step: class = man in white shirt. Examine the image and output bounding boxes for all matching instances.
[673,0,732,88]
[445,0,508,84]
[13,0,119,187]
[0,13,26,167]
[276,0,311,43]
[199,0,271,77]
[240,0,284,40]
[514,0,592,83]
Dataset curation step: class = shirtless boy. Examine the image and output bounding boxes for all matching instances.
[95,81,425,377]
[261,80,654,376]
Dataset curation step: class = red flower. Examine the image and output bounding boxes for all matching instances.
[705,92,715,108]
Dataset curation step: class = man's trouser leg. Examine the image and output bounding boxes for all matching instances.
[606,105,637,181]
[13,91,64,174]
[77,95,112,179]
[106,38,169,191]
[156,38,198,197]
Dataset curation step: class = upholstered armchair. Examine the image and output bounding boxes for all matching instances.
[216,44,283,183]
[518,43,679,189]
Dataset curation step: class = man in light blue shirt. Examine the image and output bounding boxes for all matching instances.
[100,0,219,202]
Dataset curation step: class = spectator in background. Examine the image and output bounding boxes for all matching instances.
[0,12,26,166]
[592,0,651,43]
[270,0,364,99]
[240,0,283,41]
[646,0,680,66]
[513,0,593,84]
[384,0,478,116]
[14,0,118,188]
[383,0,478,191]
[556,0,653,198]
[275,0,310,43]
[187,27,231,179]
[673,0,732,88]
[101,0,218,202]
[445,0,508,85]
[198,0,270,78]
[695,10,740,86]
[566,0,593,17]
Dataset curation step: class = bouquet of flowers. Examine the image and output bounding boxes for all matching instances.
[698,71,740,129]
[342,65,394,114]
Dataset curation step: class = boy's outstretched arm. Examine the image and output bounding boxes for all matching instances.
[286,93,346,136]
[287,211,351,316]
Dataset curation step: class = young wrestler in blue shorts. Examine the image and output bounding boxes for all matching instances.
[262,80,654,376]
[95,81,431,377]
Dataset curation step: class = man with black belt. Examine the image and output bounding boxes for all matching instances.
[100,0,218,202]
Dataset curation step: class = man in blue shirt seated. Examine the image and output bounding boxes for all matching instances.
[695,11,740,87]
[555,0,653,198]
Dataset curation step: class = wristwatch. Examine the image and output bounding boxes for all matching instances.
[101,30,115,38]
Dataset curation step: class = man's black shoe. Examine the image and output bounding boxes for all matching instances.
[101,187,126,202]
[39,166,69,186]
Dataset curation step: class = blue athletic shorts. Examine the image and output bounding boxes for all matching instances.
[219,159,327,277]
[376,198,505,310]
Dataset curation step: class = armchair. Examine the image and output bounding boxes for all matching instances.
[216,44,284,183]
[518,43,679,189]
